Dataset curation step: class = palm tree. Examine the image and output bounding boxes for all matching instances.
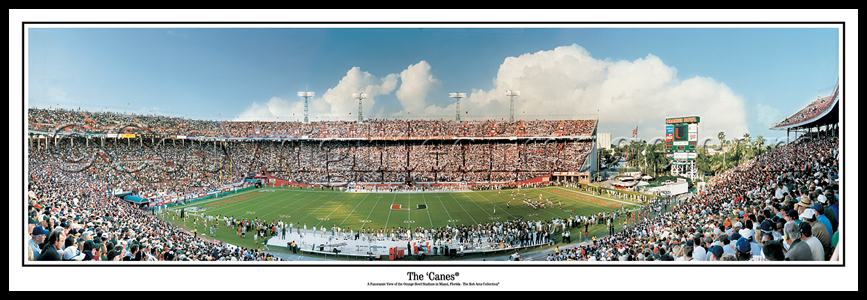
[696,147,716,177]
[754,135,766,156]
[742,133,751,162]
[718,131,726,169]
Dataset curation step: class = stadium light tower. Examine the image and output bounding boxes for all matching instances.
[352,92,368,123]
[505,90,520,122]
[449,92,466,122]
[298,90,315,123]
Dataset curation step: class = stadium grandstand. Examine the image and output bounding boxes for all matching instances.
[28,110,599,188]
[26,108,602,261]
[518,80,842,262]
[770,79,840,141]
[25,81,840,262]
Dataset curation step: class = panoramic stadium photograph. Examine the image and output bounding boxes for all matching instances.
[14,10,855,291]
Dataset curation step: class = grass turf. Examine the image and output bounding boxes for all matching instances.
[159,185,649,254]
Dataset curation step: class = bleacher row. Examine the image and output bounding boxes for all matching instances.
[222,119,597,139]
[28,108,223,138]
[26,108,601,262]
[28,107,598,207]
[32,135,594,190]
[773,84,838,128]
[28,108,596,139]
[233,140,594,183]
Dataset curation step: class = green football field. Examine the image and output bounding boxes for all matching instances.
[160,186,647,251]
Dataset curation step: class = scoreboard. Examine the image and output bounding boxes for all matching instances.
[665,116,699,164]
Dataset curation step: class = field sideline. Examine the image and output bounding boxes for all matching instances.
[162,185,646,250]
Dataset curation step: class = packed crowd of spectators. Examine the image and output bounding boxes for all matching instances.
[220,119,597,139]
[28,108,226,138]
[30,136,239,205]
[27,144,284,262]
[30,108,596,185]
[27,107,840,263]
[29,108,596,140]
[537,131,840,262]
[228,140,593,183]
[774,87,838,128]
[30,136,595,192]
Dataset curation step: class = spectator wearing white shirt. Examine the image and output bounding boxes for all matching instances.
[798,213,825,261]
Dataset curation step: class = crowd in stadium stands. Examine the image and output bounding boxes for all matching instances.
[135,114,224,138]
[33,137,235,199]
[27,146,282,261]
[232,140,591,183]
[219,119,596,139]
[539,132,839,261]
[27,108,602,262]
[29,107,595,141]
[28,108,225,138]
[28,107,840,262]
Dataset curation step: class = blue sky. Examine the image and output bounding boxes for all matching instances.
[25,26,841,146]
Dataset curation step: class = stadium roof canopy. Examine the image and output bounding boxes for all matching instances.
[770,84,839,131]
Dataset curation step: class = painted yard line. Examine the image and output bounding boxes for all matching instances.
[193,190,267,211]
[255,191,322,221]
[171,188,263,210]
[526,195,564,219]
[462,191,497,222]
[487,190,540,220]
[218,190,319,220]
[306,193,353,228]
[550,187,642,206]
[320,192,364,224]
[505,191,564,219]
[406,194,411,225]
[200,193,263,222]
[421,192,433,228]
[267,190,333,221]
[473,190,517,219]
[535,189,598,215]
[451,192,479,225]
[360,194,386,231]
[383,193,398,229]
[337,192,373,227]
[542,188,613,210]
[189,191,274,218]
[275,192,336,226]
[434,193,457,228]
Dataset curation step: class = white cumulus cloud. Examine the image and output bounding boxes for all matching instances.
[320,66,398,118]
[755,103,784,129]
[395,61,440,114]
[425,43,749,141]
[235,96,302,121]
[236,44,751,142]
[236,66,400,121]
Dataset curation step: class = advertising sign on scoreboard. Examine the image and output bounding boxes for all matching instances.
[665,116,700,124]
